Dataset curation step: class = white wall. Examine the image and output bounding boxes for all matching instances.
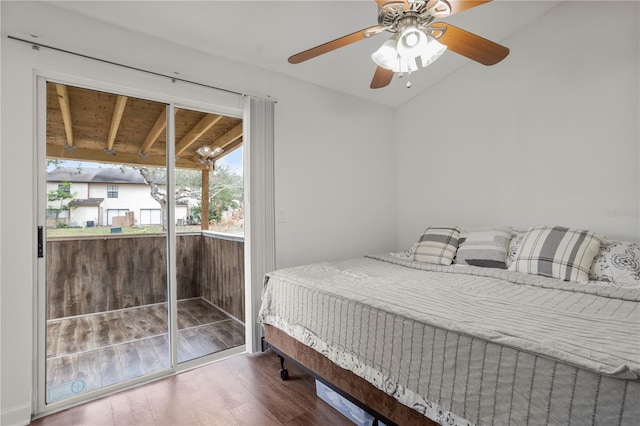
[274,84,397,266]
[92,183,160,212]
[46,182,89,199]
[71,206,98,227]
[0,2,3,423]
[0,2,396,424]
[395,1,639,249]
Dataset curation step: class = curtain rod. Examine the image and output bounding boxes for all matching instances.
[8,35,252,99]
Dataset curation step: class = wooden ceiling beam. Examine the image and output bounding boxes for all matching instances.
[219,138,243,155]
[212,123,243,150]
[175,114,224,156]
[106,95,128,152]
[214,138,243,161]
[139,106,179,155]
[55,84,74,147]
[47,144,201,170]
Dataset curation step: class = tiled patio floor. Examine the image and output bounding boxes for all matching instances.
[46,298,244,402]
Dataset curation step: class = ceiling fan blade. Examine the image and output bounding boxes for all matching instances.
[379,0,491,14]
[370,66,395,89]
[432,22,509,65]
[288,26,383,64]
[444,0,493,16]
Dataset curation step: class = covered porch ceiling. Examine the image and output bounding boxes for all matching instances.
[46,82,243,170]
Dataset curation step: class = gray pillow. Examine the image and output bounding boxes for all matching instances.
[508,225,603,283]
[456,226,513,269]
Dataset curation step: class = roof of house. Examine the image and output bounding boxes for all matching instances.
[47,167,147,184]
[69,198,104,207]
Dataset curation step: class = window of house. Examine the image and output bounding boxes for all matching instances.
[140,209,162,225]
[46,209,68,219]
[57,184,71,194]
[106,209,129,226]
[107,185,119,198]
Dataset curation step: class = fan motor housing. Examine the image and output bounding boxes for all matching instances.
[378,0,451,32]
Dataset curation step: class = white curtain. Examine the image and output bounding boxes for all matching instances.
[243,96,276,353]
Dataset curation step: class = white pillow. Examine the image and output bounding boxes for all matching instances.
[505,230,526,269]
[589,240,640,288]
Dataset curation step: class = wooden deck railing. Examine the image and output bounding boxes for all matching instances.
[46,232,244,321]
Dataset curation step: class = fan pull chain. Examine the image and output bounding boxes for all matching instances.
[397,71,412,88]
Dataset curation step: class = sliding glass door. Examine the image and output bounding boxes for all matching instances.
[173,107,245,365]
[43,82,172,403]
[37,78,247,412]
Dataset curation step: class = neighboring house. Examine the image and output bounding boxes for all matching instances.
[47,167,188,227]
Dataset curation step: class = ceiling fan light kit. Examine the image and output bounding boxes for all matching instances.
[372,26,447,73]
[288,0,509,89]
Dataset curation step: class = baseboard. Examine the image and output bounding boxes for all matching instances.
[1,402,31,426]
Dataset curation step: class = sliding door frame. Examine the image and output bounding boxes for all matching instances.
[33,72,254,418]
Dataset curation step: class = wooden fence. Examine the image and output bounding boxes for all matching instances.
[46,232,244,321]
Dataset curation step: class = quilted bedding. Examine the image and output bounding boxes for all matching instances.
[258,254,640,425]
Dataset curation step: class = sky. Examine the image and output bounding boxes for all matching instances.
[217,146,243,176]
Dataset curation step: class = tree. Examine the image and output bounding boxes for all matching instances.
[132,165,243,231]
[196,165,243,225]
[47,181,75,226]
[136,167,193,231]
[175,168,202,190]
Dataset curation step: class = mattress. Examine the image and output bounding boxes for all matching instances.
[257,254,640,425]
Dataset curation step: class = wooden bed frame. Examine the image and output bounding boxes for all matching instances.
[264,324,437,426]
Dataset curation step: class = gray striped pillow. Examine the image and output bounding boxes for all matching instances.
[456,226,513,269]
[508,225,603,283]
[412,226,461,265]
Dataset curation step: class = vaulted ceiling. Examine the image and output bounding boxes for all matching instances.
[46,83,242,170]
[15,1,560,107]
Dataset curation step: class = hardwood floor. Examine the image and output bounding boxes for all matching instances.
[47,298,244,402]
[32,350,355,426]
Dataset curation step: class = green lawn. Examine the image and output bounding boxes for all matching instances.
[47,225,165,237]
[47,224,243,237]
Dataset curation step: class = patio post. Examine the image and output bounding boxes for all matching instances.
[201,168,210,230]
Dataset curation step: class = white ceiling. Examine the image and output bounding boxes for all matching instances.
[30,1,558,107]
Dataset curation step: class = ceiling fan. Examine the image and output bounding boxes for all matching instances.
[288,0,509,89]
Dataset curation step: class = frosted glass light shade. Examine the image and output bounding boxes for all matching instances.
[371,39,399,70]
[396,26,428,60]
[372,30,447,74]
[420,37,447,67]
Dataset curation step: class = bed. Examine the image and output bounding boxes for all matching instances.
[258,226,640,425]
